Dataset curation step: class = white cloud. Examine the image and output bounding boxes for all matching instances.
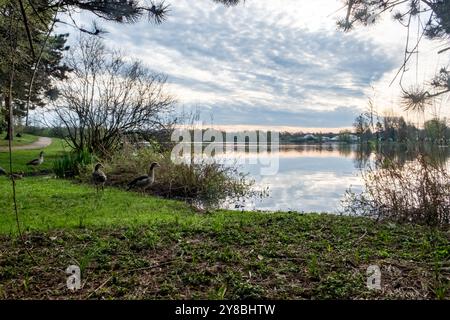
[53,0,447,129]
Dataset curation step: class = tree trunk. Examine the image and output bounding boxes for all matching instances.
[4,94,13,141]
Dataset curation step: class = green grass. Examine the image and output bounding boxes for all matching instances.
[0,137,67,173]
[0,133,38,147]
[0,177,448,299]
[0,176,197,233]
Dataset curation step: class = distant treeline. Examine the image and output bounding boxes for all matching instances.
[353,114,450,145]
[18,126,175,149]
[21,126,69,139]
[13,117,450,147]
[279,132,356,144]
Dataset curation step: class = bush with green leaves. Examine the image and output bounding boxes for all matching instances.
[53,149,94,178]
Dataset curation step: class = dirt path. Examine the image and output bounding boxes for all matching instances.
[0,136,52,152]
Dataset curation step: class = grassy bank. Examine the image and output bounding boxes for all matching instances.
[0,133,38,147]
[0,137,66,172]
[0,177,449,299]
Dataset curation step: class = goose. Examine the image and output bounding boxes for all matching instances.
[26,151,44,167]
[0,167,23,179]
[127,162,160,192]
[92,163,107,192]
[11,171,24,180]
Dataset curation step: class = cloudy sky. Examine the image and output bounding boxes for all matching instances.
[55,0,450,132]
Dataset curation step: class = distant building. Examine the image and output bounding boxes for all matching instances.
[303,134,317,140]
[330,136,340,142]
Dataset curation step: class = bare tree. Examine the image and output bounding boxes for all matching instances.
[53,35,174,155]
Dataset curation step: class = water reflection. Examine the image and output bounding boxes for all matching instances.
[213,143,450,213]
[373,143,450,168]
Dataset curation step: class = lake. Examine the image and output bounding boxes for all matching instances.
[211,143,450,213]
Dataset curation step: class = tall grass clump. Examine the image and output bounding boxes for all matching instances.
[343,154,450,227]
[53,148,94,178]
[79,144,263,209]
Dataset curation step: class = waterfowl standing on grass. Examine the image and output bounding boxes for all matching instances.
[26,151,44,167]
[127,162,160,193]
[0,166,24,179]
[11,171,24,180]
[92,163,107,192]
[0,167,23,179]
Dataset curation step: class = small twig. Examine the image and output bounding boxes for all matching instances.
[437,46,450,54]
[356,230,368,242]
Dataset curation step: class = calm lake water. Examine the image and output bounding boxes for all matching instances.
[210,143,450,213]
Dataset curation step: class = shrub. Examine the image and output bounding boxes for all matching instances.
[55,36,174,156]
[53,149,94,178]
[343,154,450,227]
[79,145,263,209]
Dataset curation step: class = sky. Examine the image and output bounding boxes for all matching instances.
[52,0,450,132]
